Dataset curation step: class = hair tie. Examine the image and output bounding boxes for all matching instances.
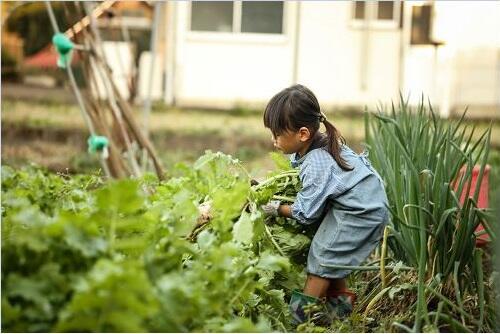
[318,112,327,123]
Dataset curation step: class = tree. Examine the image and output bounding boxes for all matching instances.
[5,2,81,56]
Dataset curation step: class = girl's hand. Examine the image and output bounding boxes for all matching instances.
[277,204,293,219]
[261,200,281,216]
[197,201,212,223]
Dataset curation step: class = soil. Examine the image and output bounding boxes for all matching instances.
[1,121,277,175]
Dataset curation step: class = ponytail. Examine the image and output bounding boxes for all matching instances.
[320,113,353,171]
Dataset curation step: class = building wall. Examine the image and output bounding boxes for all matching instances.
[166,1,499,117]
[436,1,500,117]
[171,2,298,109]
[296,1,401,110]
[169,2,403,110]
[402,1,500,117]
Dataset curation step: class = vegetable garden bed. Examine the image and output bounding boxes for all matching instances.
[1,99,498,332]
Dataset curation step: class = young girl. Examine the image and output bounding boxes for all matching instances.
[261,84,389,324]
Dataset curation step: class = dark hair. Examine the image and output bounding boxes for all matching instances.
[263,84,352,171]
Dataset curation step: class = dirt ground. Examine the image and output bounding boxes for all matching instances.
[1,99,368,178]
[2,97,499,179]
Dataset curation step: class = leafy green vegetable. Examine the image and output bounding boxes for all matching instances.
[1,151,307,332]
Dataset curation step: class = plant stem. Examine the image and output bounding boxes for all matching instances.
[252,171,298,191]
[272,195,295,202]
[380,226,389,288]
[424,285,479,325]
[264,224,286,257]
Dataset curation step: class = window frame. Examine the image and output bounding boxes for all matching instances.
[187,1,288,43]
[350,1,402,30]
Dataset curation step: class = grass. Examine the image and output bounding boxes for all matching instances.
[2,97,499,189]
[0,100,367,141]
[2,99,498,145]
[1,99,366,178]
[0,98,498,174]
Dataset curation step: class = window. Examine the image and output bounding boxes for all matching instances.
[352,1,401,27]
[241,1,283,34]
[377,1,394,20]
[354,1,365,20]
[410,5,433,45]
[190,1,284,34]
[191,2,233,32]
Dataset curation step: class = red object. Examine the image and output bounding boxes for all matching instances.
[454,165,491,247]
[24,45,79,69]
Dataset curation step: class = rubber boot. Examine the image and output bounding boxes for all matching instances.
[326,289,356,319]
[288,290,319,325]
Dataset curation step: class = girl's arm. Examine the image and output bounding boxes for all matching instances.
[278,204,293,218]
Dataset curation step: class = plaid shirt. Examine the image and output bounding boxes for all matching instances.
[290,140,387,225]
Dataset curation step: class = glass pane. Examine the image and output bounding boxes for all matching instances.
[411,5,432,44]
[241,1,283,34]
[354,1,365,20]
[377,1,394,20]
[191,1,233,32]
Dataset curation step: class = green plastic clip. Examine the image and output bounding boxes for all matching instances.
[88,135,109,153]
[52,33,74,69]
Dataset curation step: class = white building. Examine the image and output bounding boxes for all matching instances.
[155,1,500,118]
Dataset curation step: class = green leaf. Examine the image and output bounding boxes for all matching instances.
[388,283,415,299]
[269,151,292,171]
[197,230,216,250]
[95,179,144,214]
[56,259,159,332]
[256,251,290,272]
[232,211,254,244]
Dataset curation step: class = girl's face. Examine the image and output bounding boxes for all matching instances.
[271,127,312,155]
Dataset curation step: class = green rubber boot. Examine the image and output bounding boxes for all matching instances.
[289,290,318,325]
[327,290,356,319]
[289,290,336,326]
